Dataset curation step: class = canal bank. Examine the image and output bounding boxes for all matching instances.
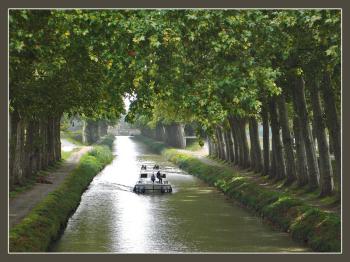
[51,135,309,253]
[134,135,341,252]
[9,135,115,252]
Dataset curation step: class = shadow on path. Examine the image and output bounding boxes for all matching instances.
[9,146,92,228]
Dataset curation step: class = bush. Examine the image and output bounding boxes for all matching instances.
[87,145,114,166]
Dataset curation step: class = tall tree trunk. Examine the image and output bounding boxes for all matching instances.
[328,131,334,154]
[293,116,309,187]
[239,118,250,168]
[32,120,40,171]
[223,129,231,162]
[164,123,186,148]
[248,120,256,171]
[310,79,333,196]
[216,127,225,160]
[9,112,19,188]
[237,121,245,167]
[277,94,296,184]
[24,120,35,179]
[56,116,62,161]
[214,128,221,159]
[155,122,166,141]
[321,72,341,194]
[47,116,55,165]
[13,118,25,185]
[249,117,263,173]
[227,128,235,163]
[293,76,319,190]
[269,97,286,180]
[228,116,240,166]
[212,137,219,158]
[40,118,49,169]
[261,104,270,176]
[208,137,213,156]
[270,135,277,179]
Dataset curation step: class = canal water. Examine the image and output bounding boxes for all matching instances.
[51,136,308,253]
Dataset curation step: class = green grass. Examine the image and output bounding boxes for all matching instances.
[185,138,203,151]
[9,142,114,252]
[61,147,80,161]
[135,135,341,252]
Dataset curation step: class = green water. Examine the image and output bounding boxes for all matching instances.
[51,136,309,253]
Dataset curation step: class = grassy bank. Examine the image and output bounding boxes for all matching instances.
[9,136,115,252]
[133,135,341,252]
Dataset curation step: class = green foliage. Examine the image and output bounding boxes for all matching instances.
[138,135,340,252]
[185,138,203,151]
[10,10,340,133]
[9,142,114,252]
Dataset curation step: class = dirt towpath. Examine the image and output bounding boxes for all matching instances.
[9,146,92,229]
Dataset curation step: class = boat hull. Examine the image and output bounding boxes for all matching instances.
[133,182,172,194]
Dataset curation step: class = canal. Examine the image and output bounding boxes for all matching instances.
[51,136,308,253]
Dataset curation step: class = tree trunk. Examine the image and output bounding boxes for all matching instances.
[9,112,19,188]
[227,128,235,163]
[164,123,186,148]
[248,120,256,171]
[249,117,263,173]
[155,122,166,141]
[215,127,225,160]
[239,118,250,168]
[310,79,333,196]
[223,129,231,162]
[208,137,213,156]
[277,94,296,184]
[237,120,244,167]
[261,104,270,176]
[293,76,319,190]
[24,120,35,179]
[293,115,309,187]
[55,116,61,161]
[47,116,55,165]
[40,118,49,169]
[321,72,341,193]
[220,128,229,161]
[328,131,334,154]
[270,136,276,179]
[269,97,286,180]
[228,116,240,166]
[83,119,100,144]
[212,136,219,157]
[13,118,25,185]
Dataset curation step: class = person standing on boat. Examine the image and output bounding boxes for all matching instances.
[156,170,162,184]
[151,173,156,183]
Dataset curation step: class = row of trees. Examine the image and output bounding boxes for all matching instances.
[10,10,341,196]
[124,10,341,196]
[10,10,128,188]
[138,121,187,148]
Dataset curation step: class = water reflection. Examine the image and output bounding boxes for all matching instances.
[52,136,309,253]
